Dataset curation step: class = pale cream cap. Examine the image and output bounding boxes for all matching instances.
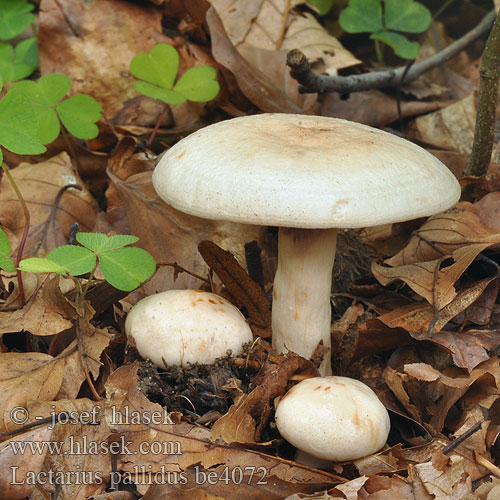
[153,114,460,229]
[275,376,390,462]
[125,290,253,368]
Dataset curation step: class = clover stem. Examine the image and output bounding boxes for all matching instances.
[60,125,84,174]
[374,39,384,65]
[77,266,96,309]
[148,103,172,147]
[1,161,28,308]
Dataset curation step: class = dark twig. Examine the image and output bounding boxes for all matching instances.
[442,421,482,454]
[463,10,500,177]
[286,10,496,94]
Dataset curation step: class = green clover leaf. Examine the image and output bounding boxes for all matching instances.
[46,246,96,276]
[131,43,219,105]
[99,247,156,292]
[0,228,15,273]
[18,257,68,275]
[76,232,139,253]
[384,0,431,34]
[0,38,38,83]
[307,0,335,16]
[0,86,46,155]
[0,0,35,40]
[173,66,219,102]
[339,0,383,34]
[11,74,101,144]
[371,31,420,59]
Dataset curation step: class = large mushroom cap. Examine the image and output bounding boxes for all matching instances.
[125,290,253,368]
[275,376,390,462]
[153,113,460,229]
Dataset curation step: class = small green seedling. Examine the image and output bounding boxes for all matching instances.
[12,74,102,144]
[20,232,156,292]
[130,43,220,105]
[339,0,431,60]
[0,38,38,83]
[0,228,15,273]
[0,0,35,40]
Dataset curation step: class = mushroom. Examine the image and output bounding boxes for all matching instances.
[152,114,461,375]
[275,376,390,462]
[125,289,253,368]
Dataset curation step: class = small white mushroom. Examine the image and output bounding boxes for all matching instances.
[125,289,253,368]
[275,376,390,462]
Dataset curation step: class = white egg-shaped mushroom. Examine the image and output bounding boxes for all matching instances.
[125,289,253,368]
[275,376,390,462]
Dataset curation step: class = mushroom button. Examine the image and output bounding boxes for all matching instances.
[125,289,253,368]
[152,113,461,375]
[275,376,390,462]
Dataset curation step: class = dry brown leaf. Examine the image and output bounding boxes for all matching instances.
[27,399,112,500]
[56,320,112,400]
[198,240,271,336]
[409,329,500,373]
[406,94,477,154]
[208,7,305,113]
[0,154,97,253]
[376,278,494,333]
[384,357,500,432]
[0,352,65,432]
[320,91,444,128]
[0,424,53,500]
[209,0,360,74]
[106,165,266,295]
[105,363,339,498]
[384,203,494,267]
[373,245,494,309]
[0,275,74,336]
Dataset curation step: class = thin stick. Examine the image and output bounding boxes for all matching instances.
[286,10,496,94]
[463,10,500,177]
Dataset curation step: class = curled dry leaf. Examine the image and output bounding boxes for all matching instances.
[105,363,339,499]
[0,153,97,254]
[207,7,305,113]
[208,0,360,74]
[0,275,74,336]
[383,357,500,433]
[0,424,53,500]
[384,203,495,267]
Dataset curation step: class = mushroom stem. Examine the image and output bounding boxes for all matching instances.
[272,227,337,375]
